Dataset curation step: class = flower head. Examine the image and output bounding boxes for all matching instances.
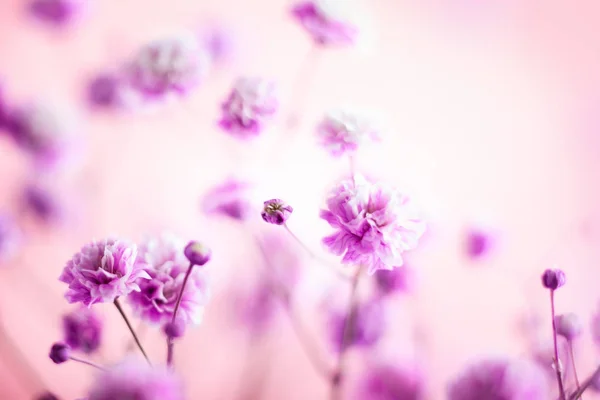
[62,307,102,354]
[374,265,415,296]
[320,175,425,274]
[87,73,125,109]
[291,0,359,46]
[28,0,86,26]
[0,215,22,264]
[541,268,565,290]
[219,77,277,137]
[59,238,149,306]
[327,298,385,352]
[124,34,209,100]
[22,180,66,224]
[465,227,495,259]
[49,342,71,364]
[554,313,582,341]
[202,180,252,221]
[447,358,548,400]
[87,358,184,400]
[163,318,186,339]
[128,234,209,326]
[317,110,378,157]
[357,362,424,400]
[201,24,236,64]
[261,199,293,225]
[184,241,211,266]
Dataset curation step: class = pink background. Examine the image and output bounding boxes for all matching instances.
[1,0,600,398]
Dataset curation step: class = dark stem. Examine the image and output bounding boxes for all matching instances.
[254,236,333,379]
[69,355,106,371]
[113,297,150,364]
[283,224,350,281]
[125,321,147,353]
[550,290,566,400]
[166,262,195,366]
[330,267,362,400]
[568,341,581,399]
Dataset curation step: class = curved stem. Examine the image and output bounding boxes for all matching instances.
[568,341,581,399]
[550,290,566,400]
[330,267,362,400]
[167,262,194,366]
[113,298,150,364]
[69,356,106,371]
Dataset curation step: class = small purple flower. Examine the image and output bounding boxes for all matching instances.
[87,73,124,109]
[22,180,65,223]
[123,34,209,100]
[320,175,425,274]
[328,299,385,352]
[554,313,582,341]
[202,180,251,221]
[374,265,415,296]
[59,238,150,306]
[261,199,293,225]
[28,0,86,26]
[183,241,212,266]
[87,358,184,400]
[49,342,70,364]
[219,77,277,137]
[541,268,566,290]
[357,362,424,400]
[201,24,236,64]
[5,102,79,169]
[128,234,209,326]
[465,227,494,259]
[62,307,102,354]
[447,358,548,400]
[317,110,379,157]
[0,215,22,264]
[291,0,359,46]
[163,318,186,339]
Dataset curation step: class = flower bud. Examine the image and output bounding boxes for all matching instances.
[554,313,582,341]
[541,268,566,290]
[261,199,293,225]
[184,241,211,266]
[49,342,70,364]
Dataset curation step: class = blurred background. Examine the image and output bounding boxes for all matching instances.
[1,0,600,398]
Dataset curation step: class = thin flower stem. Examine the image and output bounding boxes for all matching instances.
[569,366,600,400]
[550,290,566,400]
[113,298,150,365]
[69,356,106,371]
[125,322,147,353]
[283,223,350,281]
[254,237,333,379]
[568,341,582,399]
[330,267,362,400]
[167,262,195,366]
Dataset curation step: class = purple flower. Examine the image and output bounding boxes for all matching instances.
[0,215,22,264]
[49,342,71,364]
[62,307,102,354]
[291,0,359,46]
[541,268,566,290]
[22,180,65,223]
[5,102,79,168]
[59,238,150,306]
[320,175,425,274]
[261,199,293,225]
[87,358,184,400]
[465,227,494,259]
[163,319,185,339]
[183,241,212,266]
[128,234,209,326]
[87,73,124,109]
[201,24,236,64]
[202,180,252,221]
[317,110,379,157]
[28,0,85,26]
[357,362,424,400]
[219,77,278,137]
[123,34,209,100]
[447,358,548,400]
[554,313,582,341]
[374,265,415,296]
[328,298,385,352]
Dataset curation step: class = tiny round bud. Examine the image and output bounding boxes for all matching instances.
[35,392,60,400]
[541,268,566,290]
[261,199,293,225]
[184,241,211,266]
[555,313,582,341]
[163,319,186,339]
[49,342,70,364]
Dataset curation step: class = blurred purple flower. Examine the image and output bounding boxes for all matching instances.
[0,86,8,130]
[219,77,277,137]
[554,313,582,341]
[357,362,424,400]
[320,175,425,274]
[202,180,251,221]
[261,199,293,225]
[87,73,125,109]
[541,268,566,290]
[28,0,86,26]
[22,180,65,223]
[328,298,385,352]
[124,35,210,100]
[49,342,70,364]
[374,265,415,296]
[0,215,22,264]
[35,392,60,400]
[447,358,548,400]
[317,110,379,157]
[87,358,184,400]
[291,0,359,46]
[5,102,80,169]
[128,234,209,326]
[234,279,279,335]
[465,227,494,259]
[201,24,236,64]
[62,306,102,354]
[59,238,150,306]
